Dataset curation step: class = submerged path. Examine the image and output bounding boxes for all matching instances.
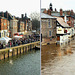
[41,37,75,75]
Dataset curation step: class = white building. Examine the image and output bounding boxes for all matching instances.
[56,17,71,44]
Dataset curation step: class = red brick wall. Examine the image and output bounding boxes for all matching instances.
[0,19,8,30]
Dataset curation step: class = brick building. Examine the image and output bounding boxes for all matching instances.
[9,16,18,37]
[0,16,9,38]
[18,20,25,33]
[41,13,56,43]
[0,11,18,37]
[16,13,32,33]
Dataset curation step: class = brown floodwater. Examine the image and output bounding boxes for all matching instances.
[41,37,75,75]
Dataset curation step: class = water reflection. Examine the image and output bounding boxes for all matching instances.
[0,49,40,75]
[9,60,13,65]
[41,37,75,75]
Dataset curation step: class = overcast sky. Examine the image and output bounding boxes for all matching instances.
[41,0,75,12]
[0,0,40,18]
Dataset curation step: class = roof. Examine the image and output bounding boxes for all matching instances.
[51,12,69,17]
[4,12,13,20]
[41,8,46,13]
[55,17,71,28]
[0,16,8,20]
[41,13,56,19]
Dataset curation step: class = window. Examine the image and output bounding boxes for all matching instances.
[4,23,6,25]
[49,31,51,36]
[48,19,51,27]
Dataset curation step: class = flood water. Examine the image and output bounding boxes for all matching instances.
[0,49,40,75]
[41,37,75,75]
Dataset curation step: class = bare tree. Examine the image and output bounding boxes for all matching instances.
[30,12,40,31]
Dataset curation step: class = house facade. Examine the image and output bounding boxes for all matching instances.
[16,13,32,33]
[41,13,56,43]
[9,16,18,37]
[56,17,71,44]
[18,20,25,34]
[0,16,9,38]
[0,11,19,37]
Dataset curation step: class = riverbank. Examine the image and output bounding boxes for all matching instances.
[0,41,40,60]
[0,49,40,75]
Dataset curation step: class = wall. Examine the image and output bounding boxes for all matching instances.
[57,27,64,34]
[41,18,56,38]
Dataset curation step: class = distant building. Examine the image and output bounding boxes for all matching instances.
[16,13,32,33]
[0,11,18,37]
[41,13,56,43]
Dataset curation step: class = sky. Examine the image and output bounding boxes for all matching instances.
[0,0,40,18]
[41,0,75,12]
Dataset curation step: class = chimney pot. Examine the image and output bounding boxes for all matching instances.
[55,8,57,11]
[60,9,63,16]
[21,14,24,18]
[1,12,4,17]
[47,9,51,15]
[6,11,8,18]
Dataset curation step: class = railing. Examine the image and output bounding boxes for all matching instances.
[0,41,40,60]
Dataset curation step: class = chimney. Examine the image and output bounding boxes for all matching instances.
[43,9,47,14]
[67,10,70,15]
[21,14,24,18]
[55,8,57,11]
[47,9,51,15]
[25,13,27,17]
[1,12,4,17]
[71,10,74,15]
[60,9,63,16]
[6,11,8,18]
